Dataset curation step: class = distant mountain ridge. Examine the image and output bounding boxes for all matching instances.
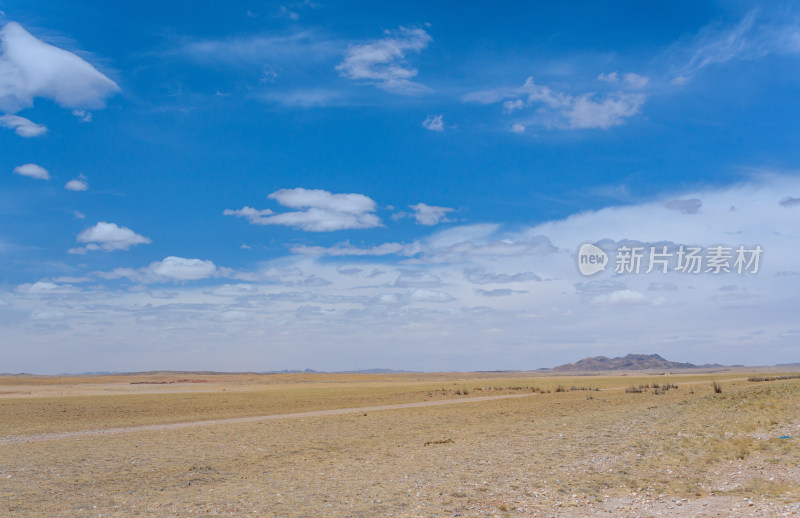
[551,353,719,372]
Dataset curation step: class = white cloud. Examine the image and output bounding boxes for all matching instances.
[591,289,648,306]
[71,109,92,122]
[566,92,645,129]
[98,256,218,283]
[409,202,454,225]
[4,175,800,373]
[150,256,216,281]
[422,114,443,131]
[13,163,49,180]
[464,76,569,108]
[71,222,151,253]
[0,114,46,137]
[73,210,85,219]
[64,175,88,191]
[225,188,381,231]
[336,26,432,95]
[465,76,645,130]
[0,22,119,113]
[15,281,79,295]
[503,99,524,113]
[222,206,274,223]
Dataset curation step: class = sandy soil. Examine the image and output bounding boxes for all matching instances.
[2,372,799,516]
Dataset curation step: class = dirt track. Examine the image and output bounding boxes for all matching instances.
[0,392,536,446]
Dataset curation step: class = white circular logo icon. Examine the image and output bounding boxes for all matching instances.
[577,243,608,276]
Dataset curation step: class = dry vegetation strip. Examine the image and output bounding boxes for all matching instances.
[0,393,537,445]
[0,372,751,438]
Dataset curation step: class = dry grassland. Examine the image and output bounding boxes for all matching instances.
[1,371,799,516]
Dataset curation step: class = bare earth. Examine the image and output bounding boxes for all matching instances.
[1,371,799,516]
[0,393,535,446]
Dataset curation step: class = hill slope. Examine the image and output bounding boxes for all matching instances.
[551,353,709,372]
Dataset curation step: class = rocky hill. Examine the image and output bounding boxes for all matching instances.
[551,353,712,372]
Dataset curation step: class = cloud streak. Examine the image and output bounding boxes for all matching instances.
[669,10,800,84]
[0,114,46,137]
[336,26,432,95]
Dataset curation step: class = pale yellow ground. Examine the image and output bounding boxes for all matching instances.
[1,371,799,516]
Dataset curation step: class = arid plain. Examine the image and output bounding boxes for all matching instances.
[1,370,799,516]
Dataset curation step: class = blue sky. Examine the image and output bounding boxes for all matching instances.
[2,1,800,373]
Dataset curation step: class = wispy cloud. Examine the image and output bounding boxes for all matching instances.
[422,114,444,131]
[0,114,46,137]
[464,268,541,285]
[256,88,344,107]
[165,30,338,66]
[276,0,320,22]
[465,76,646,130]
[291,241,420,256]
[0,22,119,113]
[225,188,381,231]
[336,26,432,95]
[598,71,649,89]
[668,10,800,84]
[409,203,454,225]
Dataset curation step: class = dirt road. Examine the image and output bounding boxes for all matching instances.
[0,393,537,446]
